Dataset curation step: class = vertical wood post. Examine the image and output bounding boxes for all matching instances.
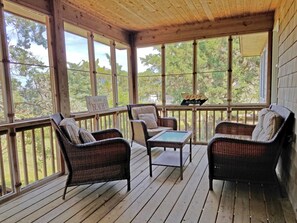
[110,40,118,107]
[161,44,166,107]
[50,0,70,117]
[88,32,97,96]
[49,0,69,173]
[129,33,138,104]
[227,36,233,121]
[87,32,99,130]
[0,0,21,193]
[266,30,272,105]
[193,40,197,94]
[161,44,166,117]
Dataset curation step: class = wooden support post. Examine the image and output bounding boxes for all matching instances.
[227,36,233,121]
[193,40,197,94]
[49,0,69,173]
[0,0,21,193]
[129,33,138,104]
[110,40,118,107]
[266,30,272,105]
[161,44,166,106]
[49,0,70,117]
[88,32,97,96]
[88,32,99,130]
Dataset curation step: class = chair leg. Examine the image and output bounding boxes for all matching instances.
[131,140,133,147]
[127,179,131,191]
[62,185,68,200]
[209,179,213,190]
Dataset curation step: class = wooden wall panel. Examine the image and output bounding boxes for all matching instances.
[276,0,297,219]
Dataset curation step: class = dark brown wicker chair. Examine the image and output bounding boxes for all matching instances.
[127,104,177,153]
[50,113,131,199]
[207,104,294,191]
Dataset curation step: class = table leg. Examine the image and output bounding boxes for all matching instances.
[148,145,152,177]
[190,138,192,162]
[180,147,183,180]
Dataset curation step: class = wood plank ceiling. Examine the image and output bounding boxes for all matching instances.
[63,0,280,32]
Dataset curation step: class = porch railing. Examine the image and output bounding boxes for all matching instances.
[0,104,265,202]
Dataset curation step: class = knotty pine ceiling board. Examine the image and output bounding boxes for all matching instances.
[64,0,280,32]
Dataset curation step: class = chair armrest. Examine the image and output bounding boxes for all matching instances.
[215,121,255,136]
[159,117,177,130]
[69,138,131,168]
[130,120,149,146]
[208,137,276,160]
[91,128,123,140]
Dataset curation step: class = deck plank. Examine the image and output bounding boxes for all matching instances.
[147,146,206,223]
[250,184,267,223]
[216,181,236,223]
[199,180,224,223]
[264,185,286,223]
[0,145,295,223]
[164,150,208,223]
[233,183,250,223]
[181,168,209,223]
[63,147,159,222]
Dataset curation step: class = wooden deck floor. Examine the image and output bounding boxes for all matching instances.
[0,145,296,223]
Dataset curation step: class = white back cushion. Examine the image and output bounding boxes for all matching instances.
[252,108,270,140]
[257,111,283,141]
[59,118,81,144]
[138,113,158,129]
[131,106,158,121]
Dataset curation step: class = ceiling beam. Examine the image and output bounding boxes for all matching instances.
[135,12,274,47]
[61,2,130,45]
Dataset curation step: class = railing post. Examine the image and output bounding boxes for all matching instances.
[8,128,21,193]
[192,106,197,144]
[113,112,120,129]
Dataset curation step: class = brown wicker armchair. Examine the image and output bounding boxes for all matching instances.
[207,105,294,190]
[50,113,131,199]
[127,104,177,153]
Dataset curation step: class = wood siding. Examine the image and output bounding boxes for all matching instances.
[276,0,297,219]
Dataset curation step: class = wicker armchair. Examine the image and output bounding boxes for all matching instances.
[127,104,177,153]
[207,105,294,190]
[50,113,131,199]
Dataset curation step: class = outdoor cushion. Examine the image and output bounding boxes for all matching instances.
[213,133,252,141]
[147,126,172,137]
[131,106,158,120]
[59,118,81,144]
[139,113,158,129]
[256,110,283,141]
[252,108,270,140]
[79,128,96,143]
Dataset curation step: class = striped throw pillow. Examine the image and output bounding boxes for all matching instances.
[79,128,96,143]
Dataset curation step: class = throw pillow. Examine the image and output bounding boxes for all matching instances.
[79,128,96,143]
[252,108,270,140]
[59,118,81,144]
[257,110,283,141]
[138,113,158,129]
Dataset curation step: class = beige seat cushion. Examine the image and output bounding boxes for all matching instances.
[139,113,158,129]
[147,127,172,137]
[213,133,252,141]
[252,108,270,140]
[131,106,158,121]
[59,118,81,144]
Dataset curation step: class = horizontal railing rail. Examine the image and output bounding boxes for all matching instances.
[0,104,265,202]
